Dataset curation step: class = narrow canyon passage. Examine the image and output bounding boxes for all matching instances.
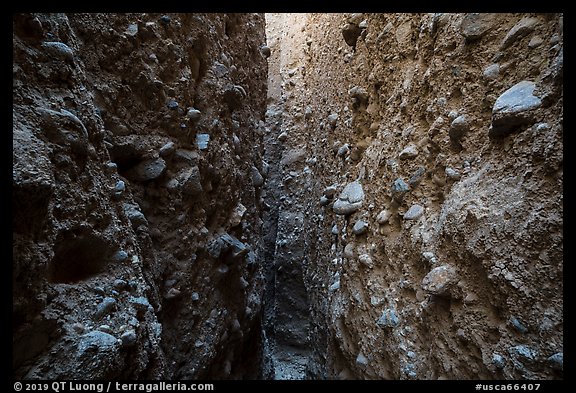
[13,13,563,381]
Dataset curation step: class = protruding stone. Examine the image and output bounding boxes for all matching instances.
[422,265,458,296]
[179,166,203,196]
[159,141,176,157]
[113,250,129,262]
[42,41,74,61]
[333,181,364,215]
[165,288,181,299]
[501,17,538,49]
[460,13,496,41]
[358,254,373,268]
[391,178,409,201]
[337,144,350,157]
[344,243,355,258]
[547,352,563,372]
[352,220,368,235]
[319,196,330,206]
[331,225,339,235]
[251,166,264,187]
[95,297,117,319]
[445,167,461,180]
[329,280,340,292]
[187,108,201,121]
[510,316,528,334]
[490,80,542,137]
[493,353,506,369]
[449,115,469,142]
[123,202,148,229]
[327,113,339,128]
[130,296,151,313]
[323,185,338,199]
[376,210,392,224]
[230,203,247,227]
[422,251,437,264]
[260,45,271,58]
[356,352,369,366]
[403,204,424,220]
[483,64,500,81]
[196,134,210,150]
[342,23,362,48]
[130,158,166,182]
[120,330,137,347]
[399,144,419,160]
[377,307,399,328]
[278,132,288,142]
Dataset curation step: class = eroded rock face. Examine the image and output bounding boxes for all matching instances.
[265,13,562,380]
[13,13,267,380]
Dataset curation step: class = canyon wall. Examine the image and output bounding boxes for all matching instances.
[265,13,563,379]
[13,13,268,379]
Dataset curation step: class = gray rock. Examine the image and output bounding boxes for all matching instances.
[359,20,368,29]
[160,15,171,24]
[327,113,339,128]
[445,167,461,180]
[337,144,350,157]
[403,204,424,220]
[331,225,339,235]
[356,352,369,366]
[490,80,542,137]
[191,292,200,302]
[196,134,210,150]
[167,100,179,110]
[112,250,129,262]
[260,45,271,58]
[408,167,426,187]
[377,307,399,328]
[449,115,469,142]
[130,158,166,182]
[460,13,496,41]
[95,297,117,319]
[342,23,362,48]
[333,181,364,215]
[349,86,369,107]
[319,196,330,206]
[126,23,138,37]
[114,180,125,193]
[508,345,536,362]
[501,17,539,49]
[97,325,113,334]
[42,41,74,61]
[391,178,409,200]
[422,265,457,296]
[113,279,128,290]
[510,316,528,334]
[251,166,264,187]
[352,220,368,235]
[123,202,148,229]
[187,108,201,121]
[547,352,563,371]
[329,280,340,292]
[399,144,419,160]
[174,149,199,164]
[130,296,151,313]
[177,166,203,196]
[422,251,437,264]
[278,132,288,142]
[528,35,544,48]
[483,63,500,81]
[120,330,137,347]
[358,254,373,268]
[77,331,118,357]
[492,353,506,369]
[323,185,338,199]
[344,243,355,258]
[376,209,391,224]
[71,322,85,334]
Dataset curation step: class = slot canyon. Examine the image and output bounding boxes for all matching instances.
[13,13,563,380]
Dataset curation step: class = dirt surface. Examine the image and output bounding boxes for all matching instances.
[13,13,268,379]
[264,13,563,379]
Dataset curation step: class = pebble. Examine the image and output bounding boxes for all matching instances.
[323,185,338,199]
[337,144,350,157]
[319,196,330,206]
[508,345,535,361]
[460,13,496,41]
[126,24,138,37]
[98,325,113,334]
[113,279,128,290]
[331,225,339,235]
[120,330,137,347]
[449,115,469,142]
[230,203,247,227]
[352,220,368,235]
[130,296,151,313]
[260,45,271,58]
[112,250,129,262]
[399,144,419,160]
[196,134,210,150]
[445,167,461,180]
[251,166,264,187]
[492,353,505,369]
[509,316,528,334]
[191,292,200,302]
[500,17,538,49]
[547,352,563,371]
[391,178,409,200]
[344,243,355,258]
[71,322,85,334]
[490,80,542,137]
[377,307,399,328]
[130,158,166,182]
[41,41,74,61]
[483,64,500,81]
[403,204,424,220]
[95,297,117,319]
[422,251,437,264]
[408,167,426,187]
[165,288,181,299]
[187,108,201,121]
[167,100,179,110]
[77,331,118,357]
[329,280,340,292]
[277,132,288,142]
[157,143,177,160]
[123,203,148,228]
[528,35,543,48]
[160,15,171,25]
[421,265,457,296]
[359,20,368,29]
[333,181,364,215]
[113,180,125,198]
[356,352,369,366]
[342,23,362,48]
[376,210,391,224]
[327,113,339,128]
[358,254,373,268]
